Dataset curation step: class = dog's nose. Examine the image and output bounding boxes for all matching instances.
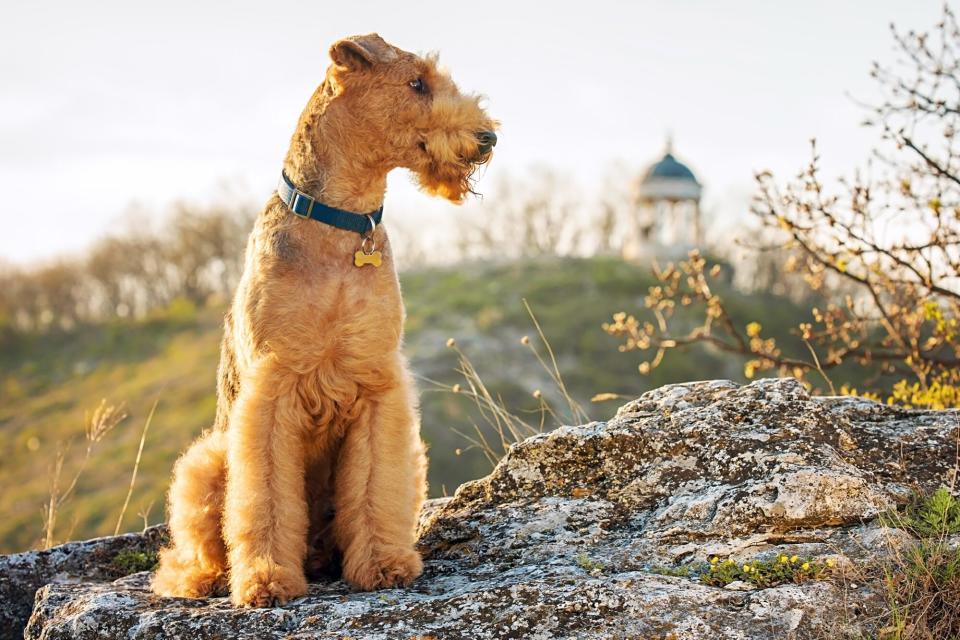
[476,130,497,154]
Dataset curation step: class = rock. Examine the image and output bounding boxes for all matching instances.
[0,500,449,640]
[722,580,755,591]
[12,378,960,639]
[0,525,169,640]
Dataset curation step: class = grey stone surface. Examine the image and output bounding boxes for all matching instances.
[11,378,960,639]
[0,526,169,640]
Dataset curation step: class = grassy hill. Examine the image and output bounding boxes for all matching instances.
[0,256,821,553]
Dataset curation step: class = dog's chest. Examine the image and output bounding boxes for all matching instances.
[238,261,404,362]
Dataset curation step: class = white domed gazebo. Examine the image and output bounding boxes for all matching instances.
[623,140,703,260]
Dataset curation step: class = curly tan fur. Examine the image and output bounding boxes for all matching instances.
[151,33,496,607]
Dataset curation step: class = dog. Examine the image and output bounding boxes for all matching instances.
[151,33,497,607]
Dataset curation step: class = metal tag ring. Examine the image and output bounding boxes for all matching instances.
[359,235,377,255]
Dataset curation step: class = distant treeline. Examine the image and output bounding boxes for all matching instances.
[0,203,256,339]
[0,167,805,344]
[0,169,632,340]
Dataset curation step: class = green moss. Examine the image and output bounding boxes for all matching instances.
[112,549,159,573]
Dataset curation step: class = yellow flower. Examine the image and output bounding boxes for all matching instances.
[742,564,751,573]
[801,562,810,571]
[778,555,788,564]
[746,322,762,338]
[826,559,835,568]
[790,555,799,564]
[710,556,719,565]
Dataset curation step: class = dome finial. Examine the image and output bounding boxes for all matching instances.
[665,131,674,156]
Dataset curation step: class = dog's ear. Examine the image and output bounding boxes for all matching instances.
[329,34,393,71]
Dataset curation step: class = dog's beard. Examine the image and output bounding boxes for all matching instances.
[416,155,488,203]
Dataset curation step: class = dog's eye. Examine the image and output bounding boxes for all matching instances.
[409,78,426,94]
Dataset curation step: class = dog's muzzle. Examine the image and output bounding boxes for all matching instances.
[476,130,497,156]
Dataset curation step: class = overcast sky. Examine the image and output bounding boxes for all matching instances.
[0,0,942,264]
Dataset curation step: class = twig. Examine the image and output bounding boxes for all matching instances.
[802,339,837,396]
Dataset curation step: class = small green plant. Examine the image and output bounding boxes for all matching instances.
[112,549,159,573]
[881,486,960,538]
[650,554,833,588]
[701,554,832,589]
[575,553,606,573]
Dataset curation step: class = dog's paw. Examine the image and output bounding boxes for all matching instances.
[230,560,307,608]
[152,551,227,599]
[343,546,423,591]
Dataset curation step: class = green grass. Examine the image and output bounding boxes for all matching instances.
[880,486,960,538]
[0,256,849,553]
[875,487,960,638]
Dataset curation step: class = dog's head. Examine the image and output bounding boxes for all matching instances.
[322,33,498,203]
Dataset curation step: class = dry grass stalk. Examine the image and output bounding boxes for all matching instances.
[113,396,159,535]
[423,303,587,467]
[42,399,126,549]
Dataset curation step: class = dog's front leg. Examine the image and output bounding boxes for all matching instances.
[223,358,310,607]
[333,360,427,590]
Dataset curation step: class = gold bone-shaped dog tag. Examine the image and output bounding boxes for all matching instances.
[354,250,382,268]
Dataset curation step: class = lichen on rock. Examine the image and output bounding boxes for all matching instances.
[6,378,959,639]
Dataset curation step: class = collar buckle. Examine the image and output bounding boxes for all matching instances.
[290,191,314,219]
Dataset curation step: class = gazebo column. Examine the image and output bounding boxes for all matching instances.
[630,141,704,258]
[693,202,702,247]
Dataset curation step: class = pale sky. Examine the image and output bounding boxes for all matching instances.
[0,0,942,264]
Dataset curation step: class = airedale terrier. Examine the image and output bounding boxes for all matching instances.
[151,33,497,607]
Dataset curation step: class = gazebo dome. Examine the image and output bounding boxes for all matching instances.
[642,153,698,183]
[623,138,705,260]
[638,145,702,203]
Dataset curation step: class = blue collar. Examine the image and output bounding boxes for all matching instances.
[277,171,384,234]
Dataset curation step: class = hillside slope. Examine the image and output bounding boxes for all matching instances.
[0,256,813,553]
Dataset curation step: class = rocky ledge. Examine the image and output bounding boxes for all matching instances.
[8,378,960,639]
